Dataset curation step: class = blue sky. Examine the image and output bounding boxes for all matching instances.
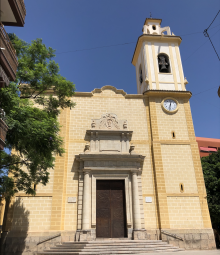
[6,0,220,138]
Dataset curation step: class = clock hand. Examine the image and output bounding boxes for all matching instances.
[169,102,171,110]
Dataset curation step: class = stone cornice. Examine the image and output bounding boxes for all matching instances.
[143,90,192,99]
[76,153,145,172]
[86,130,133,136]
[77,153,145,162]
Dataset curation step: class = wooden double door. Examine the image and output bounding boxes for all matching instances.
[96,180,127,238]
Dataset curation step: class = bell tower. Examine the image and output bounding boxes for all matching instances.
[130,18,215,248]
[132,18,188,94]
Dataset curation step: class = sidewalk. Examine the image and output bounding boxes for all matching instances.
[138,250,220,255]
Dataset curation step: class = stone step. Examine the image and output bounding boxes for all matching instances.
[38,249,184,255]
[62,240,163,244]
[56,243,171,247]
[51,247,175,251]
[46,248,181,252]
[50,245,177,250]
[51,246,175,251]
[37,240,184,255]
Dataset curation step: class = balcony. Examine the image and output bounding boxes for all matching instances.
[0,23,18,83]
[0,0,26,27]
[0,110,8,151]
[0,65,10,87]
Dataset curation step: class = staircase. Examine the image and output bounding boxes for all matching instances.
[38,239,184,254]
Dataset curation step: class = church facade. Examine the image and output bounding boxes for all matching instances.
[5,18,215,252]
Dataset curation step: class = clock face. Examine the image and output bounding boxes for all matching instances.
[163,99,177,112]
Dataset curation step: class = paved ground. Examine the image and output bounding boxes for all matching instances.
[138,250,220,255]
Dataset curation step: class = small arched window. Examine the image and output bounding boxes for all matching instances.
[139,66,143,84]
[158,53,171,73]
[152,25,156,30]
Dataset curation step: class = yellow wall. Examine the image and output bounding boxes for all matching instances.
[161,144,198,194]
[167,197,203,229]
[11,197,52,231]
[156,98,189,141]
[8,87,211,233]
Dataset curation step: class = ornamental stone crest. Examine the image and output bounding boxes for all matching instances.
[100,113,120,129]
[91,113,128,130]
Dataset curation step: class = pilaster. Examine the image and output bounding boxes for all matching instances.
[149,98,170,229]
[145,44,152,89]
[151,43,159,90]
[50,108,70,230]
[168,44,178,91]
[175,45,185,91]
[82,171,91,230]
[183,100,212,228]
[131,171,141,229]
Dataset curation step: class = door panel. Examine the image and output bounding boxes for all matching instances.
[96,180,126,238]
[96,185,111,238]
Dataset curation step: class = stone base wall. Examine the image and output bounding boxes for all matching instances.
[1,228,216,255]
[161,228,216,250]
[76,229,96,241]
[1,231,76,255]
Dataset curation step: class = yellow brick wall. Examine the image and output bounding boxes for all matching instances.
[161,144,198,194]
[11,197,52,231]
[64,89,156,230]
[64,143,83,230]
[69,94,148,142]
[138,144,154,194]
[167,197,204,229]
[143,196,158,229]
[36,168,54,193]
[155,98,189,140]
[9,88,209,233]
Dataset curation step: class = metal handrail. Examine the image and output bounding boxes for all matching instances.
[37,233,61,245]
[161,230,184,241]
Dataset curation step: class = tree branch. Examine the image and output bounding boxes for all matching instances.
[0,160,29,169]
[20,88,47,99]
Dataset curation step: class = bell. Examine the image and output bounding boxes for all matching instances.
[159,56,168,70]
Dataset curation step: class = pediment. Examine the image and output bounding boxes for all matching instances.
[92,86,127,96]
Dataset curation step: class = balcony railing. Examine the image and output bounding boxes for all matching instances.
[0,109,8,151]
[0,65,10,87]
[0,23,18,81]
[15,0,26,24]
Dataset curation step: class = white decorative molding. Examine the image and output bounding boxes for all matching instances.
[76,154,145,171]
[91,113,127,131]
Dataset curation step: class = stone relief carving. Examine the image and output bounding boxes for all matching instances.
[91,113,128,130]
[99,113,120,130]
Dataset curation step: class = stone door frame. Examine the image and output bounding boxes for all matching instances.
[91,172,133,232]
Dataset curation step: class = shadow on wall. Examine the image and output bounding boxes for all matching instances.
[2,197,30,255]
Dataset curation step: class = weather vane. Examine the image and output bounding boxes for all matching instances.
[150,12,152,18]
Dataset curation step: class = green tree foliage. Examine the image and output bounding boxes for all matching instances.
[0,34,76,199]
[201,151,220,229]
